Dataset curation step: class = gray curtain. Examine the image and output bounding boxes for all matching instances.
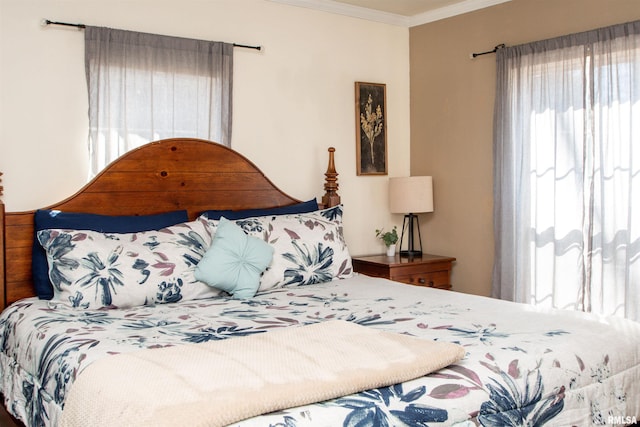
[85,27,233,176]
[493,20,640,321]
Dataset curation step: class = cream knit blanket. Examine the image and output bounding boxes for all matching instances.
[59,320,465,427]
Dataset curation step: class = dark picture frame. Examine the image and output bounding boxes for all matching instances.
[355,82,387,175]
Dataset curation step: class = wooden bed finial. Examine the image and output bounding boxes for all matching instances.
[322,147,340,208]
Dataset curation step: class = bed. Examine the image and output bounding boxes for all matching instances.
[0,138,639,427]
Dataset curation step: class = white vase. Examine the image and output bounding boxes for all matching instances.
[386,245,396,256]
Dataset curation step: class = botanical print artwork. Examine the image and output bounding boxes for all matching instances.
[1,276,638,427]
[355,82,387,175]
[360,94,383,168]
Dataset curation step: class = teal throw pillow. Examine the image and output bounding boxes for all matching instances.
[194,217,274,299]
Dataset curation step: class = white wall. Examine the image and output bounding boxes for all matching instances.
[0,0,410,256]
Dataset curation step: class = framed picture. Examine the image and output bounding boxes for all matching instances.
[355,82,387,175]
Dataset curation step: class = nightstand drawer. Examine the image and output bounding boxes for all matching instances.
[393,270,451,289]
[352,253,456,291]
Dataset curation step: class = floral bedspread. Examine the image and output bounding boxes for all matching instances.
[1,275,639,427]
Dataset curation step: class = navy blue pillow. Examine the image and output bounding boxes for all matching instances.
[202,199,319,220]
[33,209,190,300]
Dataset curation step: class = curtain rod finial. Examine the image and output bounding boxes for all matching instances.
[40,19,49,27]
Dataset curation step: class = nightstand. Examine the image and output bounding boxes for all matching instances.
[351,254,456,290]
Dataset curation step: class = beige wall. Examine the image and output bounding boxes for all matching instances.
[409,0,640,296]
[0,0,411,256]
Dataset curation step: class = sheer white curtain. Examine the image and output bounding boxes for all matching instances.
[85,27,233,176]
[493,20,640,321]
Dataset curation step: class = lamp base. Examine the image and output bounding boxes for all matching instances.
[399,249,422,258]
[398,213,423,258]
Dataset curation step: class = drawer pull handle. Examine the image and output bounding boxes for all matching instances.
[418,278,435,287]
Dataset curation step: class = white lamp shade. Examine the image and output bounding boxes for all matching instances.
[389,176,434,214]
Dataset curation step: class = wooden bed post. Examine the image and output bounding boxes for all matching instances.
[322,147,340,208]
[0,172,5,309]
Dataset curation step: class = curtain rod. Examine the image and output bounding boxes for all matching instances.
[42,19,262,51]
[470,43,505,59]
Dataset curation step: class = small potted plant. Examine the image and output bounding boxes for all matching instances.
[375,225,398,256]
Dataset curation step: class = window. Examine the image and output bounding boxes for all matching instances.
[493,21,640,321]
[85,27,233,177]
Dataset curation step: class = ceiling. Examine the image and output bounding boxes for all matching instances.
[332,0,475,16]
[267,0,511,27]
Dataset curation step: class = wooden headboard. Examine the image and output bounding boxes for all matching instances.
[0,138,340,310]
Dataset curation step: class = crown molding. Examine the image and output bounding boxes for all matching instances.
[267,0,511,27]
[266,0,411,26]
[408,0,511,26]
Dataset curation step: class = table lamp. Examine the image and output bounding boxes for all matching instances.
[389,176,434,257]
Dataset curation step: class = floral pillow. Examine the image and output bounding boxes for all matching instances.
[37,217,219,309]
[211,205,353,292]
